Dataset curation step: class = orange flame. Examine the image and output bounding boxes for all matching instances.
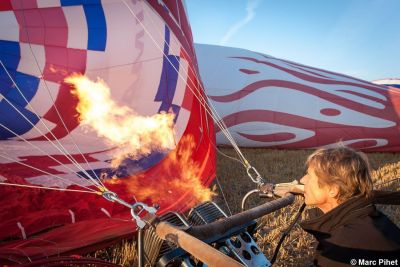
[65,74,176,166]
[65,74,214,207]
[110,135,215,207]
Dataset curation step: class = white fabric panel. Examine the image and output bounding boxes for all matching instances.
[37,0,61,8]
[54,127,112,155]
[17,118,56,140]
[87,1,160,69]
[0,11,19,41]
[85,58,164,116]
[26,80,59,116]
[63,6,88,50]
[17,44,45,77]
[172,57,188,107]
[26,173,94,189]
[174,108,190,140]
[50,161,110,175]
[168,32,182,56]
[0,140,64,163]
[85,1,166,117]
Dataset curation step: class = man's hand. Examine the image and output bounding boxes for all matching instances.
[274,180,305,197]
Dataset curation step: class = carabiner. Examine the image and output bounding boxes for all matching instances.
[246,165,265,185]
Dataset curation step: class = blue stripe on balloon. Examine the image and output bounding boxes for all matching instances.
[171,104,180,123]
[61,0,107,51]
[163,24,170,55]
[155,55,180,108]
[6,72,40,106]
[84,4,107,51]
[0,101,40,139]
[61,0,100,6]
[0,41,41,139]
[0,40,20,70]
[384,84,400,89]
[155,26,180,116]
[0,41,20,97]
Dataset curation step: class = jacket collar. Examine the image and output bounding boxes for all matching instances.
[300,194,375,234]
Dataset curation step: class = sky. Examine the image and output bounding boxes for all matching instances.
[185,0,400,82]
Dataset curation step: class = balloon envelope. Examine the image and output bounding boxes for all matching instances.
[373,78,400,89]
[196,44,400,152]
[0,0,215,262]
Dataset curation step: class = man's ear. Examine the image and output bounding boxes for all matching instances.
[328,184,340,199]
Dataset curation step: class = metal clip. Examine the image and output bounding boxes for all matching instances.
[246,165,265,185]
[130,202,157,229]
[102,191,157,229]
[102,191,118,202]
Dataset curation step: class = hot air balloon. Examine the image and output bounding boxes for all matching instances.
[195,44,400,152]
[373,78,400,89]
[0,0,215,263]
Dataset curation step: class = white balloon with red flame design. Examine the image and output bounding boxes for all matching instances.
[196,44,400,152]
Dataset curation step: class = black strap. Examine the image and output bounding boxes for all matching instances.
[271,202,306,265]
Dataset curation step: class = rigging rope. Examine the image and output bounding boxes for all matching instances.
[0,61,106,191]
[121,0,265,185]
[0,122,105,190]
[215,176,233,216]
[135,0,254,176]
[0,0,265,217]
[0,153,99,193]
[0,182,99,194]
[17,5,107,190]
[141,2,245,157]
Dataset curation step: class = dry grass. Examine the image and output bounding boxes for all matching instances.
[95,148,400,266]
[89,238,137,266]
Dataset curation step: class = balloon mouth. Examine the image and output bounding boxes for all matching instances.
[101,135,215,208]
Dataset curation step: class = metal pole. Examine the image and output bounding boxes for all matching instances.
[137,228,144,267]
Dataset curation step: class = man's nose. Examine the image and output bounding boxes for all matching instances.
[300,175,307,184]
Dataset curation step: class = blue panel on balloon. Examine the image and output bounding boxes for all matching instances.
[0,101,40,139]
[6,72,40,106]
[84,4,107,51]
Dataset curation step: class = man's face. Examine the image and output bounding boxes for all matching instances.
[300,166,334,213]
